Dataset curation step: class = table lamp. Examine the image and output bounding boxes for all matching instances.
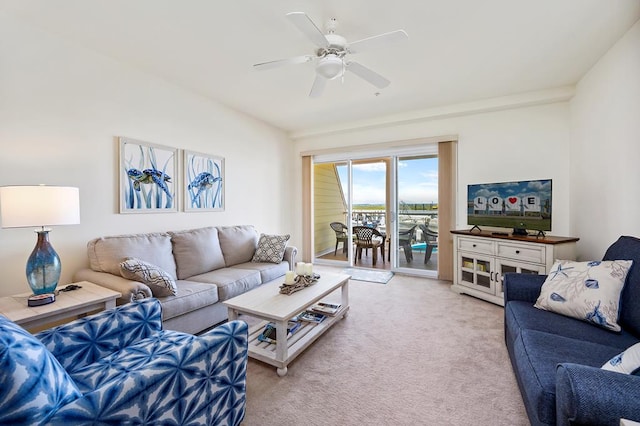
[0,185,80,305]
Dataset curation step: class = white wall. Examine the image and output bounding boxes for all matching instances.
[0,13,295,296]
[294,101,572,258]
[570,19,640,259]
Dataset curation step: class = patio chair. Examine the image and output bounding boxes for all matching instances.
[330,222,349,256]
[353,225,385,266]
[419,223,438,263]
[398,224,417,262]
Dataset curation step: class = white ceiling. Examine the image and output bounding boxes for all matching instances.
[2,0,639,135]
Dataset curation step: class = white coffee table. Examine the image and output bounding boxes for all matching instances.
[224,272,350,376]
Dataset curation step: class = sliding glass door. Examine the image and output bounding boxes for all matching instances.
[395,155,438,276]
[312,148,438,277]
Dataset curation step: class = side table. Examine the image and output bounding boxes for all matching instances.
[0,281,121,332]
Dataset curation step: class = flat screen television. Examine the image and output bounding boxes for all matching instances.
[467,179,552,236]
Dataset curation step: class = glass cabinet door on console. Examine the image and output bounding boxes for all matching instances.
[458,253,495,294]
[494,259,546,300]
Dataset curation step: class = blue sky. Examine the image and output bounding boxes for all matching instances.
[337,157,438,205]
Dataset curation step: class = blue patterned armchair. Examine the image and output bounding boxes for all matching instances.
[0,298,248,425]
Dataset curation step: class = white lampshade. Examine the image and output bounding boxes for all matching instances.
[0,185,80,228]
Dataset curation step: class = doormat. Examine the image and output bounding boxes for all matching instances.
[342,268,394,284]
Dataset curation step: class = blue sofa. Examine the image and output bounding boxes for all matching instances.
[0,298,248,425]
[504,235,640,426]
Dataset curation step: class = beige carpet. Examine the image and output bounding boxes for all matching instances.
[240,265,528,425]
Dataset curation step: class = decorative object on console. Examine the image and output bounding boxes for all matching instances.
[535,259,633,332]
[119,137,177,214]
[0,185,80,304]
[252,234,290,263]
[119,257,177,297]
[184,150,224,212]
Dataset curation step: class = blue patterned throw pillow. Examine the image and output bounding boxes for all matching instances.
[0,316,82,424]
[251,234,290,264]
[602,342,640,375]
[120,257,177,296]
[535,260,633,332]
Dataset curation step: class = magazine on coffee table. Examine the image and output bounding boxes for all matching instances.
[258,320,301,344]
[297,310,327,323]
[310,302,341,316]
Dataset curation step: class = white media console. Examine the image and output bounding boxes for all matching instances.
[451,230,579,306]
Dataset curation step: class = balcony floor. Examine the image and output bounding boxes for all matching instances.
[316,246,438,272]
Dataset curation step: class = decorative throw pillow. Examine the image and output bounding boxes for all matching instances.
[251,234,290,264]
[602,342,640,375]
[0,316,82,424]
[120,257,177,297]
[534,259,633,332]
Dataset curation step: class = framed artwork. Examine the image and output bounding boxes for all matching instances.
[119,137,178,213]
[184,150,224,211]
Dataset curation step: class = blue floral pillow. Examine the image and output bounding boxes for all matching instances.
[602,342,640,375]
[0,315,81,424]
[535,260,633,332]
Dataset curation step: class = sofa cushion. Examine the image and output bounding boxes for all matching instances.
[505,300,639,351]
[0,316,82,425]
[188,268,261,301]
[511,329,621,425]
[88,232,177,280]
[169,227,226,279]
[119,257,177,297]
[535,260,632,332]
[217,225,258,267]
[251,234,290,263]
[231,261,289,284]
[603,235,640,337]
[157,281,219,321]
[602,342,640,375]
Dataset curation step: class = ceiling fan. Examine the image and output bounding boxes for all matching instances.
[253,12,408,98]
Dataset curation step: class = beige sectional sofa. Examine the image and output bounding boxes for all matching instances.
[74,225,296,334]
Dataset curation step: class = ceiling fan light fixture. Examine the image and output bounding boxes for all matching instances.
[316,54,343,80]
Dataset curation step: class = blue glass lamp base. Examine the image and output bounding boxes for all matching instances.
[26,230,61,295]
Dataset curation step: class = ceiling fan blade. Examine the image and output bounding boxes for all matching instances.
[346,61,390,89]
[253,55,314,71]
[309,75,327,98]
[348,30,408,54]
[286,12,329,48]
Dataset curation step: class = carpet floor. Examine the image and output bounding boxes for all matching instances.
[241,265,528,425]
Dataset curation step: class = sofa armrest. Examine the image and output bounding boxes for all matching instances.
[556,363,640,426]
[47,320,248,425]
[284,246,297,271]
[503,272,547,304]
[74,268,153,304]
